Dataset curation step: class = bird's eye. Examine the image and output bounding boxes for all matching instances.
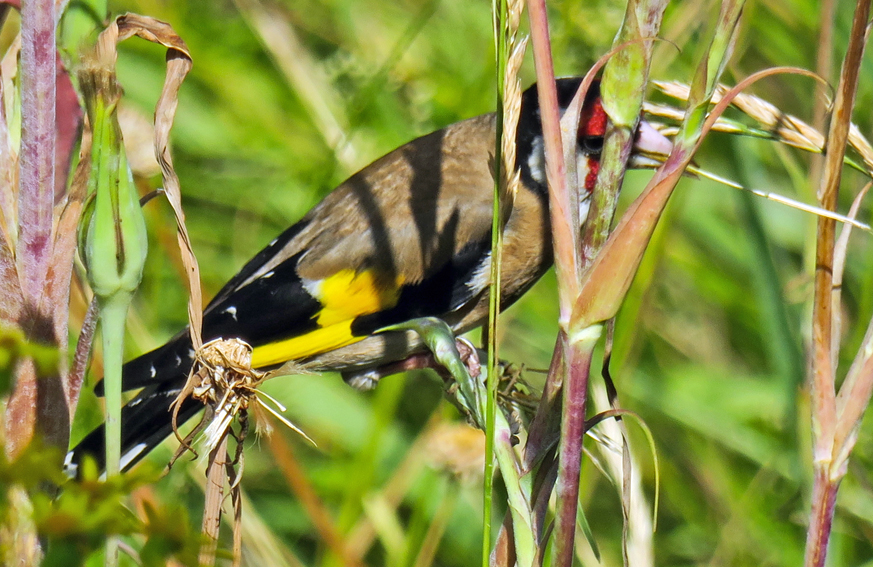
[582,136,604,156]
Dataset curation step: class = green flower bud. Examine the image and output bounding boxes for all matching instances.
[78,68,148,302]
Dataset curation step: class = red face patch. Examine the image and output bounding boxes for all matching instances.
[579,96,607,138]
[579,94,606,193]
[584,158,600,192]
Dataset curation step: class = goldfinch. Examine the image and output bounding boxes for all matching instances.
[67,77,669,473]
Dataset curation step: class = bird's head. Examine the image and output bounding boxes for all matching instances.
[516,78,672,201]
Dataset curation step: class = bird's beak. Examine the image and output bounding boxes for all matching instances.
[629,120,673,168]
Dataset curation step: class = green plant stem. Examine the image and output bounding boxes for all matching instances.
[100,293,131,567]
[492,409,534,567]
[99,292,132,567]
[485,0,509,562]
[100,294,131,479]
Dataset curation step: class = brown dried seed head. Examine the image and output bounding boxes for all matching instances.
[425,422,486,483]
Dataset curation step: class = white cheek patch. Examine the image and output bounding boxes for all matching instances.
[528,136,594,224]
[579,198,591,223]
[527,136,546,186]
[575,149,593,223]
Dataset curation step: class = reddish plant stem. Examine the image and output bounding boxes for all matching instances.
[527,0,578,321]
[806,2,869,565]
[18,0,56,302]
[5,0,65,460]
[805,468,840,567]
[552,342,594,567]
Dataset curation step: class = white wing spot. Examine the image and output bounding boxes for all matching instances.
[301,278,322,298]
[63,452,78,478]
[262,270,275,279]
[149,365,156,378]
[119,443,148,471]
[224,306,238,321]
[466,252,492,296]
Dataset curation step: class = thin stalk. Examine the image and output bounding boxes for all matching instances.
[805,469,840,567]
[527,0,577,318]
[805,1,870,565]
[526,5,589,562]
[485,0,509,561]
[99,293,132,567]
[200,435,230,566]
[100,297,129,479]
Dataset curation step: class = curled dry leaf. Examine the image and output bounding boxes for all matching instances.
[93,13,202,352]
[88,13,210,452]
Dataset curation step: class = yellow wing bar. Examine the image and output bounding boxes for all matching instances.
[251,268,403,367]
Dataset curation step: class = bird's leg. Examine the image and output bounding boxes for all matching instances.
[345,318,487,426]
[341,339,483,391]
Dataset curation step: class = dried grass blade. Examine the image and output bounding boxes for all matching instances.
[687,166,871,230]
[831,182,870,368]
[199,434,229,567]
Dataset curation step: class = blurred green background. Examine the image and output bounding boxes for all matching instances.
[61,0,873,564]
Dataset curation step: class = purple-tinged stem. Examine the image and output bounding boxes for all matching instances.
[527,0,578,322]
[18,0,56,303]
[804,468,840,567]
[552,341,595,567]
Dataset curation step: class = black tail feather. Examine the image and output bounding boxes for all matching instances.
[66,382,203,476]
[68,333,200,477]
[94,334,195,396]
